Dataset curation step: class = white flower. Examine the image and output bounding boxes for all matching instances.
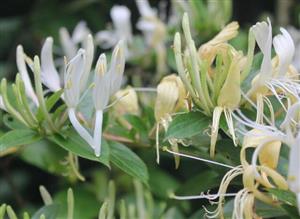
[65,49,95,150]
[250,19,296,90]
[135,0,163,47]
[287,26,300,72]
[41,34,94,94]
[65,40,125,157]
[16,45,39,106]
[95,5,132,50]
[135,0,167,76]
[251,19,273,88]
[41,37,61,92]
[59,27,78,60]
[135,0,156,18]
[64,49,86,108]
[59,21,91,60]
[273,28,295,77]
[108,40,126,95]
[72,21,91,44]
[92,40,126,156]
[288,132,300,213]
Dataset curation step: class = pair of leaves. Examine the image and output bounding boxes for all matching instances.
[0,126,149,184]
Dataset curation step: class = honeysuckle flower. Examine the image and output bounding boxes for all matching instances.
[93,40,125,156]
[41,34,94,94]
[65,40,125,156]
[16,45,39,106]
[95,6,132,50]
[154,75,186,164]
[59,27,78,60]
[287,132,300,213]
[114,86,139,116]
[135,0,167,78]
[41,37,62,92]
[174,13,247,157]
[59,22,91,60]
[72,21,91,44]
[247,19,298,113]
[287,26,300,72]
[64,49,95,148]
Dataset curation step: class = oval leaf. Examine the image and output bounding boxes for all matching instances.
[48,130,110,167]
[165,111,210,139]
[0,129,41,153]
[109,141,149,184]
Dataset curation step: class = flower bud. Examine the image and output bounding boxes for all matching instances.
[155,74,186,121]
[114,86,139,115]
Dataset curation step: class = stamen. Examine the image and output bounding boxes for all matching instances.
[171,192,237,200]
[163,148,235,169]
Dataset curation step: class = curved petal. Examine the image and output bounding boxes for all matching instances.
[80,34,94,92]
[108,40,126,95]
[64,49,86,108]
[93,54,110,110]
[41,37,61,92]
[111,5,132,44]
[72,21,90,43]
[59,27,77,60]
[273,28,295,77]
[135,0,156,17]
[251,19,272,83]
[16,45,39,106]
[95,30,117,49]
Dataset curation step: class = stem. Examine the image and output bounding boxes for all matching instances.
[68,152,85,181]
[33,56,57,132]
[0,79,28,125]
[17,76,39,125]
[93,110,103,157]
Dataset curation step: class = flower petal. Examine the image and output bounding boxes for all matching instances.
[16,45,39,106]
[273,28,295,77]
[251,19,272,83]
[59,27,77,60]
[41,37,61,92]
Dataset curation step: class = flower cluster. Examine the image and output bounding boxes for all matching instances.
[165,13,300,218]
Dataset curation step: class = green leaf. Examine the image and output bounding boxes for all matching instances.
[148,168,180,198]
[165,111,210,139]
[20,139,68,175]
[3,114,27,130]
[36,89,64,121]
[0,129,41,153]
[32,204,60,219]
[124,114,148,134]
[268,188,297,206]
[109,141,149,184]
[48,129,110,167]
[281,204,300,219]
